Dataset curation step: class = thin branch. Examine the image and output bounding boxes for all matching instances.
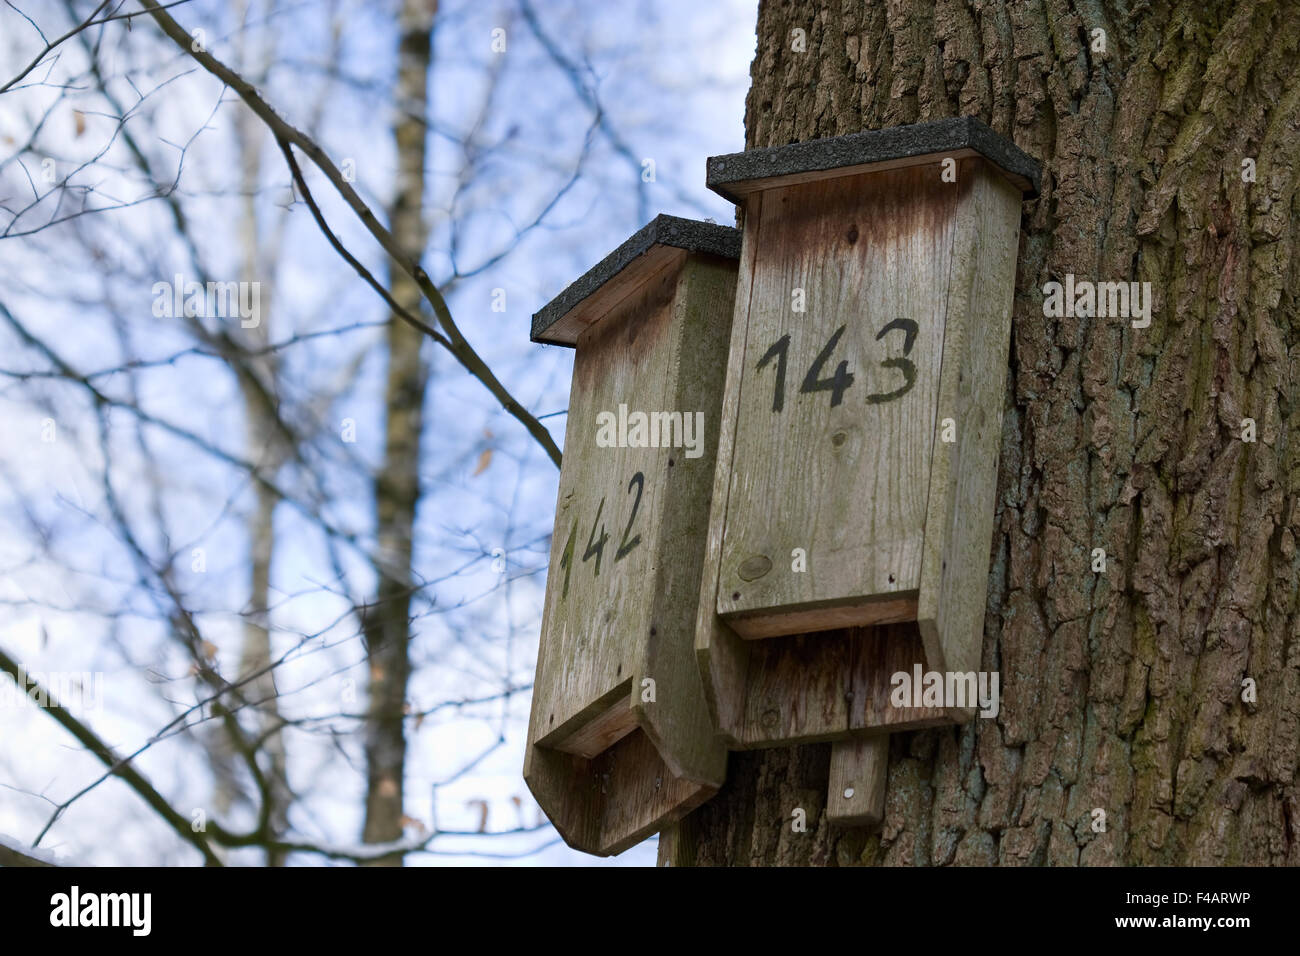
[0,644,223,866]
[137,0,562,467]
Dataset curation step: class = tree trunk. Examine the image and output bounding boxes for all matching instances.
[664,0,1300,866]
[361,0,437,865]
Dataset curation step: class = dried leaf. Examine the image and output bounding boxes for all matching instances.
[466,799,489,833]
[472,448,492,476]
[398,814,427,835]
[73,110,86,137]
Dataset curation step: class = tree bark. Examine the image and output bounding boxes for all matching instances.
[665,0,1300,866]
[361,0,437,865]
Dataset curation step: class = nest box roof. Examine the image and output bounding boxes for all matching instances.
[530,214,741,347]
[706,116,1042,203]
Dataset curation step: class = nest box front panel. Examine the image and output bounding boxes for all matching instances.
[531,262,680,753]
[716,165,958,635]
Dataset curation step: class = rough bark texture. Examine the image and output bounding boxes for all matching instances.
[361,0,436,865]
[665,0,1300,866]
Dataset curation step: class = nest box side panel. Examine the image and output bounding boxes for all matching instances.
[593,729,718,856]
[715,164,960,632]
[634,254,735,786]
[522,747,599,851]
[528,259,682,754]
[917,162,1024,681]
[694,210,764,747]
[524,727,716,857]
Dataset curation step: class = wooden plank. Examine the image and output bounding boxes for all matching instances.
[634,256,735,784]
[727,593,917,639]
[543,682,638,758]
[716,165,960,630]
[694,203,765,746]
[528,260,681,749]
[739,631,852,746]
[849,622,952,732]
[594,729,718,856]
[524,728,717,857]
[726,621,951,748]
[916,161,1023,678]
[827,736,888,827]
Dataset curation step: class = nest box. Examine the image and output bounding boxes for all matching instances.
[695,117,1041,756]
[525,214,740,856]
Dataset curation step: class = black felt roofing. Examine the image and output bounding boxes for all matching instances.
[706,116,1042,202]
[530,214,740,346]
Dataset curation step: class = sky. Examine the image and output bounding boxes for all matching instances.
[0,0,758,866]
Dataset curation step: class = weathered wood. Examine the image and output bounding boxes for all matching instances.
[542,679,638,758]
[695,126,1036,751]
[826,736,888,827]
[849,623,951,733]
[693,208,762,749]
[528,729,719,857]
[726,593,918,639]
[916,164,1023,679]
[714,165,956,627]
[525,221,738,855]
[741,631,852,746]
[593,730,718,855]
[532,214,742,346]
[535,246,686,348]
[726,623,952,749]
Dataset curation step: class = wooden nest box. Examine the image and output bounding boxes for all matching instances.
[525,215,741,855]
[695,117,1041,763]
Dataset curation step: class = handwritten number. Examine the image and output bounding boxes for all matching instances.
[616,472,644,562]
[799,324,855,407]
[561,471,645,598]
[581,497,609,575]
[865,318,918,405]
[558,520,577,600]
[756,334,790,412]
[876,317,918,354]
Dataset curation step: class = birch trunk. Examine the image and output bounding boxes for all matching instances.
[361,0,437,865]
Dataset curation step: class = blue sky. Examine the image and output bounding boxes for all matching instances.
[0,0,757,866]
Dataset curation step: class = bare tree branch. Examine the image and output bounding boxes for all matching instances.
[0,644,224,865]
[137,0,562,467]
